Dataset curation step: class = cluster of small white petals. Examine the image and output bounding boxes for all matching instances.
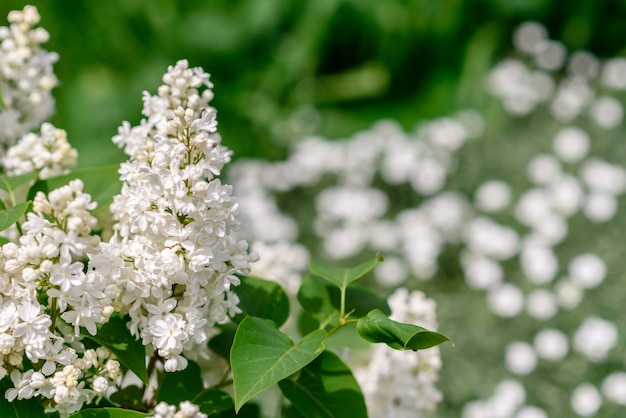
[0,6,58,148]
[108,60,257,370]
[352,288,442,418]
[2,122,77,178]
[0,180,120,416]
[152,401,207,418]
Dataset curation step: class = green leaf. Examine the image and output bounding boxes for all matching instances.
[208,327,236,360]
[309,255,383,290]
[109,385,143,410]
[82,315,149,384]
[0,236,11,246]
[28,165,121,212]
[231,316,326,412]
[297,274,339,328]
[297,276,390,330]
[194,390,233,415]
[68,408,150,418]
[0,201,31,232]
[234,276,289,327]
[278,351,367,418]
[215,403,260,418]
[0,172,38,195]
[0,378,46,418]
[357,309,452,350]
[157,360,203,404]
[345,285,391,317]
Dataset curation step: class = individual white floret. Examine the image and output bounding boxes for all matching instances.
[474,180,512,213]
[571,383,602,417]
[487,283,524,318]
[505,341,537,375]
[526,289,558,320]
[602,372,626,405]
[568,253,606,289]
[590,96,623,129]
[552,127,590,163]
[533,328,569,361]
[573,316,618,362]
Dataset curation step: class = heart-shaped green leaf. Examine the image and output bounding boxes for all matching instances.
[357,309,452,350]
[278,351,367,418]
[231,316,326,412]
[309,255,383,291]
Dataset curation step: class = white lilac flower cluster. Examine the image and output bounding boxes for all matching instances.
[108,59,257,372]
[152,400,207,418]
[2,121,77,178]
[0,180,121,416]
[352,288,443,418]
[0,5,58,148]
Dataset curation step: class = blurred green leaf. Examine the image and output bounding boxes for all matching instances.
[0,201,30,232]
[28,165,120,212]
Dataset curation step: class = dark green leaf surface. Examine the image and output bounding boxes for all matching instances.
[0,378,46,418]
[157,360,203,404]
[278,351,367,418]
[357,309,452,350]
[231,316,326,412]
[194,390,233,415]
[82,315,149,384]
[234,276,289,327]
[109,385,143,410]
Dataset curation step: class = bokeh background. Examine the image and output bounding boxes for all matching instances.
[2,0,625,166]
[3,1,626,417]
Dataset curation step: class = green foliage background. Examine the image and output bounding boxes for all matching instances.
[1,0,624,166]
